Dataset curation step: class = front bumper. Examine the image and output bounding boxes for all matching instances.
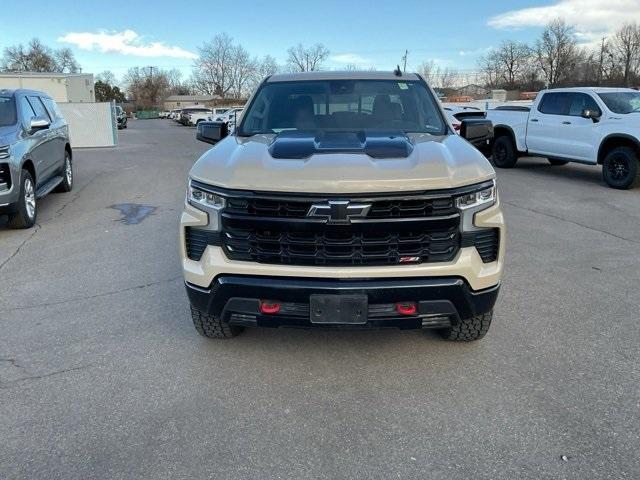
[186,275,500,330]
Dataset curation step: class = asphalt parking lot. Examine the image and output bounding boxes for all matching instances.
[1,119,639,480]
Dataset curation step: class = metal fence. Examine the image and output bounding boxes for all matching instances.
[58,102,117,148]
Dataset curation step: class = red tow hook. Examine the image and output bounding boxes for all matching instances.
[396,302,417,316]
[259,301,281,315]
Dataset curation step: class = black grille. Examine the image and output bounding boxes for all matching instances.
[461,228,499,263]
[226,196,457,219]
[185,227,221,261]
[221,217,460,266]
[0,163,10,191]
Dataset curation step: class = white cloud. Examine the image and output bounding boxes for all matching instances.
[58,30,197,59]
[330,53,371,65]
[488,0,640,44]
[459,47,493,57]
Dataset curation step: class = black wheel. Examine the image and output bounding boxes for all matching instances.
[439,311,493,341]
[8,170,37,229]
[548,159,569,166]
[491,136,518,168]
[55,150,73,193]
[602,146,640,189]
[190,305,244,339]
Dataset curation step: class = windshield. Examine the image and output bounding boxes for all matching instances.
[238,79,446,136]
[0,96,17,127]
[597,91,640,114]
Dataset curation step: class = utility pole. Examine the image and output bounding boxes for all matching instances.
[148,66,154,81]
[402,50,408,74]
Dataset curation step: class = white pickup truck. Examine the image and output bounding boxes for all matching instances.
[487,87,640,189]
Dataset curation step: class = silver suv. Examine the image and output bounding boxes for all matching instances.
[0,89,73,228]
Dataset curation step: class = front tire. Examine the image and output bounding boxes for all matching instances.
[491,136,518,168]
[8,170,37,229]
[190,305,244,339]
[602,146,640,189]
[439,311,493,341]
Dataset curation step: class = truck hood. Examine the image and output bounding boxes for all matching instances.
[189,132,495,194]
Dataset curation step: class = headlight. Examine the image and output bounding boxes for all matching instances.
[188,182,226,210]
[456,182,496,210]
[187,180,226,230]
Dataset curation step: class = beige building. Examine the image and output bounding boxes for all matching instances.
[0,72,95,103]
[163,95,247,111]
[164,95,219,110]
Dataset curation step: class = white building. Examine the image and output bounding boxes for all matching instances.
[0,72,95,103]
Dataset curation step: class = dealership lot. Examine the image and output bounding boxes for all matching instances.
[1,119,639,479]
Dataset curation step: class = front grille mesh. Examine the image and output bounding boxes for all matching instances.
[222,226,459,266]
[226,196,457,219]
[185,187,500,267]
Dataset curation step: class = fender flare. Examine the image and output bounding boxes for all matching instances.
[597,133,640,164]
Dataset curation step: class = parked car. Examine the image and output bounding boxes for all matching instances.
[443,106,485,133]
[115,105,127,129]
[179,107,212,126]
[182,71,502,341]
[487,87,640,189]
[0,89,73,228]
[159,110,170,119]
[214,107,244,124]
[168,109,181,120]
[186,109,214,126]
[171,109,184,121]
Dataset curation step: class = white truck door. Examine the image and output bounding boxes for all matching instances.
[526,92,572,156]
[555,93,601,163]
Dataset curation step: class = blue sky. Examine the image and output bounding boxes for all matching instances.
[1,0,638,81]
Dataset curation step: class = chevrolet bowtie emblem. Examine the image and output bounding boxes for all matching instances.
[307,200,371,223]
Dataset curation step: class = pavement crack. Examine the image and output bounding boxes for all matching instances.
[0,222,41,272]
[5,275,182,311]
[54,171,105,218]
[0,364,93,389]
[503,201,640,246]
[0,358,24,369]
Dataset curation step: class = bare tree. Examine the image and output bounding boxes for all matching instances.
[613,23,640,86]
[192,33,236,97]
[438,67,458,90]
[54,47,80,73]
[246,55,279,95]
[286,43,329,72]
[495,41,531,88]
[535,19,579,87]
[477,53,501,88]
[123,67,171,110]
[97,70,117,86]
[419,60,440,85]
[1,38,80,73]
[228,45,256,99]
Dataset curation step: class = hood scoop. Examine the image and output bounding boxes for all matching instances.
[268,130,414,159]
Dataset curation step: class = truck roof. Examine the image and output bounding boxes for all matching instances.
[267,71,421,83]
[541,86,639,94]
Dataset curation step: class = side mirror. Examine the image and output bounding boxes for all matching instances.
[460,118,494,148]
[581,109,601,122]
[29,116,50,133]
[196,121,228,145]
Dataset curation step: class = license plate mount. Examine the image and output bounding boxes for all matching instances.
[309,294,368,324]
